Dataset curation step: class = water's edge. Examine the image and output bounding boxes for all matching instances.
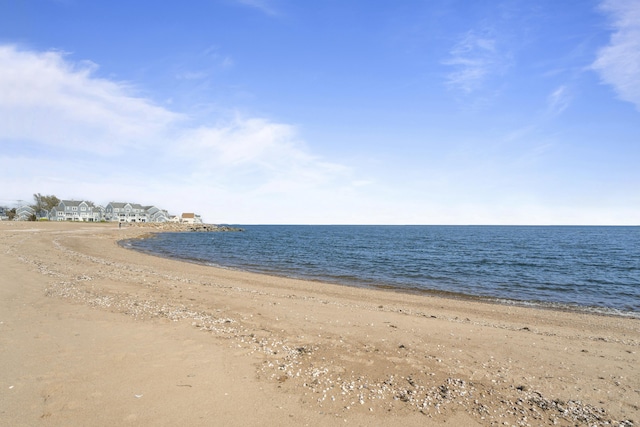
[119,231,639,319]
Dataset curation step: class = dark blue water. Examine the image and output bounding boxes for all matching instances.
[125,226,640,316]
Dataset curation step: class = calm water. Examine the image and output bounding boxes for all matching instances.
[125,226,640,316]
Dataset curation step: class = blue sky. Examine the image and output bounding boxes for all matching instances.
[1,0,638,224]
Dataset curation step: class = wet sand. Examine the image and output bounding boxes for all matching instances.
[1,221,638,426]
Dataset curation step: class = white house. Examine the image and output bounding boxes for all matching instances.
[105,202,144,222]
[50,200,103,222]
[15,205,35,221]
[105,202,169,223]
[9,198,180,223]
[144,206,170,223]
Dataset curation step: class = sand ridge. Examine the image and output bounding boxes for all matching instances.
[1,221,638,426]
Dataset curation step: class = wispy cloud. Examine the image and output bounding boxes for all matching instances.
[201,46,235,69]
[170,116,350,198]
[0,45,182,155]
[444,29,510,93]
[546,85,572,117]
[234,0,279,17]
[175,71,209,80]
[174,47,234,82]
[592,0,640,110]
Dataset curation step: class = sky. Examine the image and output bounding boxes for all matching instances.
[1,0,639,225]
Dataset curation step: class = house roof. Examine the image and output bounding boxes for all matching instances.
[61,200,85,207]
[182,213,195,219]
[109,202,144,209]
[17,205,35,213]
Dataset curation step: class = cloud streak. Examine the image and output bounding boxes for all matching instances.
[234,0,279,16]
[546,85,572,117]
[444,29,510,94]
[592,0,640,110]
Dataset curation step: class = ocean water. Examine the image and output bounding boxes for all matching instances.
[125,225,640,316]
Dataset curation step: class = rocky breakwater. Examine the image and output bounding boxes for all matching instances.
[129,223,244,232]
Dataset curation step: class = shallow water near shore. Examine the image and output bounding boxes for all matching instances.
[125,225,640,316]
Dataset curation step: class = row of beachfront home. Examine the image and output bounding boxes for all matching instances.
[2,201,203,223]
[47,200,167,222]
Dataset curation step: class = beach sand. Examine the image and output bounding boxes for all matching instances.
[1,221,638,426]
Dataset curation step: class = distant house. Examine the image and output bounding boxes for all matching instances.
[0,206,9,221]
[7,197,179,223]
[104,202,169,223]
[105,202,145,222]
[50,205,63,221]
[15,205,35,221]
[181,213,203,224]
[144,206,170,223]
[93,205,106,221]
[50,200,103,222]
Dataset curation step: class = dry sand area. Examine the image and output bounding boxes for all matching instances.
[1,221,638,426]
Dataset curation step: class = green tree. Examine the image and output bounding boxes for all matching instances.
[44,194,60,210]
[33,193,60,212]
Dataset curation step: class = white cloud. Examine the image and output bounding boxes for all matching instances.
[178,118,301,166]
[172,117,350,194]
[444,29,510,93]
[0,45,182,155]
[546,85,572,117]
[592,0,640,110]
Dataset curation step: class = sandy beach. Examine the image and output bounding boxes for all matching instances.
[1,221,638,426]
